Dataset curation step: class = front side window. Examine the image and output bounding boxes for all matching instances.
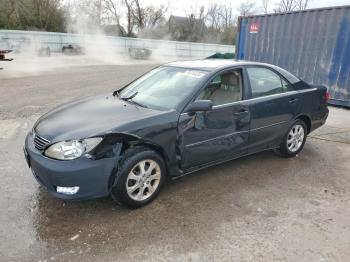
[247,67,288,98]
[119,66,207,110]
[197,70,243,106]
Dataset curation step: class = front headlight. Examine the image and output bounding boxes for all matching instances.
[44,137,103,160]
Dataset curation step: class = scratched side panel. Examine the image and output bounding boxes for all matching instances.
[236,6,350,107]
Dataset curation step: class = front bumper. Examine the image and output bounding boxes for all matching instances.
[24,132,120,200]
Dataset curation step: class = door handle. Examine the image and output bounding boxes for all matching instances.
[234,108,248,115]
[288,97,298,104]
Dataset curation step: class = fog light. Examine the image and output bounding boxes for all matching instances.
[56,186,80,195]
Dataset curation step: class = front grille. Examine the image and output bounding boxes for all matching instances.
[34,134,51,151]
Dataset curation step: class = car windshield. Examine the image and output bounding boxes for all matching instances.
[119,66,207,110]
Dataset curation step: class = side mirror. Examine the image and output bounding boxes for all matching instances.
[187,100,213,113]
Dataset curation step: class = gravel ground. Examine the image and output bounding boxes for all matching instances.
[0,64,350,262]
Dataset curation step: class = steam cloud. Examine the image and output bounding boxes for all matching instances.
[0,5,176,78]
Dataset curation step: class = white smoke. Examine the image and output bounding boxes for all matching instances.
[0,2,203,78]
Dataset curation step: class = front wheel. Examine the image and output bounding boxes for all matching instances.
[276,120,307,158]
[111,147,166,208]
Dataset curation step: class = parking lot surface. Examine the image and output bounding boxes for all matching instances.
[1,64,350,262]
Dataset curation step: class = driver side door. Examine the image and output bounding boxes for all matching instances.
[178,68,250,171]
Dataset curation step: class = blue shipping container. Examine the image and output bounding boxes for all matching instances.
[236,5,350,107]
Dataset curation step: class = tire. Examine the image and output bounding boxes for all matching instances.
[276,119,307,158]
[110,146,166,208]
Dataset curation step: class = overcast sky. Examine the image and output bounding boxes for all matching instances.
[159,0,350,16]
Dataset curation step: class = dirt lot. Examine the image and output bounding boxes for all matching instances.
[0,64,350,262]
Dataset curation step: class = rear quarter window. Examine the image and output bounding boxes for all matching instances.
[270,65,301,84]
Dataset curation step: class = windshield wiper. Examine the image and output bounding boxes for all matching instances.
[120,91,138,101]
[119,92,148,108]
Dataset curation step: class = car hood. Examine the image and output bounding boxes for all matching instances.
[34,94,169,142]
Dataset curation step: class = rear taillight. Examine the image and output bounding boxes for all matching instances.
[324,91,330,103]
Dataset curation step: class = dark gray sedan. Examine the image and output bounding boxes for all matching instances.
[24,60,329,208]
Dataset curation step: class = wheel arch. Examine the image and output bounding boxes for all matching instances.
[296,114,312,134]
[105,132,170,171]
[103,132,170,191]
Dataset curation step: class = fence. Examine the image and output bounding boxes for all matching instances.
[0,30,235,59]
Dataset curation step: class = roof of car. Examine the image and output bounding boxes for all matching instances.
[165,59,271,71]
[165,59,301,84]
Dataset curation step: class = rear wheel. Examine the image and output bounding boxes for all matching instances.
[111,147,166,208]
[276,120,307,158]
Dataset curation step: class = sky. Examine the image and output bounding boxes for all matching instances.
[157,0,350,16]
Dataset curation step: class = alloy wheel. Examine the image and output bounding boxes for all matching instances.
[126,159,161,201]
[287,124,305,153]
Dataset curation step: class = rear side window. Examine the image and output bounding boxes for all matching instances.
[247,67,289,98]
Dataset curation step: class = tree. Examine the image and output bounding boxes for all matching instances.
[131,0,169,31]
[276,0,295,12]
[0,0,66,31]
[110,0,170,37]
[123,0,135,37]
[296,0,310,10]
[0,0,21,29]
[103,0,127,35]
[237,1,257,16]
[206,4,221,31]
[171,3,237,44]
[262,0,269,14]
[218,4,236,44]
[205,3,237,44]
[32,0,66,31]
[275,0,310,12]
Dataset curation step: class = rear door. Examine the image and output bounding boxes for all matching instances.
[178,68,250,170]
[245,66,301,153]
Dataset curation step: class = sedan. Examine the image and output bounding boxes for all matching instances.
[24,59,329,208]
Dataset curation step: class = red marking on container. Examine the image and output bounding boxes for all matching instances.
[249,23,259,34]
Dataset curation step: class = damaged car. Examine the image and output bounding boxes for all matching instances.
[128,47,152,60]
[24,60,329,208]
[62,44,84,55]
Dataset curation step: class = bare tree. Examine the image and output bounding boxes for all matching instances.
[131,0,170,31]
[237,1,257,16]
[183,4,207,42]
[143,5,169,28]
[103,0,126,35]
[123,0,135,36]
[104,0,120,24]
[262,0,269,14]
[133,0,143,29]
[276,0,295,12]
[218,4,236,44]
[275,0,310,12]
[219,4,235,29]
[296,0,310,10]
[195,3,236,44]
[185,4,207,23]
[206,4,221,31]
